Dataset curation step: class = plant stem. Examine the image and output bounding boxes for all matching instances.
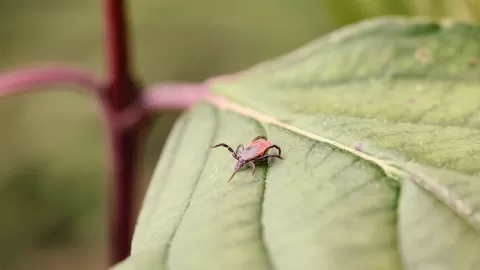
[107,118,143,265]
[0,0,222,267]
[0,66,101,98]
[143,82,210,112]
[105,0,132,109]
[104,0,144,265]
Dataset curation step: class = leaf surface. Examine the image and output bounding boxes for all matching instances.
[114,17,480,270]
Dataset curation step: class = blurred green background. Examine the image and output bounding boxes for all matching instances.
[0,0,478,269]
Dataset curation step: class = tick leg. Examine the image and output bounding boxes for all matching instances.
[253,136,267,141]
[248,161,256,175]
[255,154,283,164]
[211,143,238,159]
[235,144,244,155]
[264,144,282,157]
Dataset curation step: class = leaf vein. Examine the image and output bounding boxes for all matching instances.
[413,82,457,124]
[163,107,220,270]
[134,113,192,250]
[256,123,275,270]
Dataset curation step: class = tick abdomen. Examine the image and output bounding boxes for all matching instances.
[241,140,272,159]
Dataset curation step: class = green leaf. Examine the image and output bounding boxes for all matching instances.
[114,16,480,270]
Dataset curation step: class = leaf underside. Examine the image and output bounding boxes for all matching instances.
[115,17,480,270]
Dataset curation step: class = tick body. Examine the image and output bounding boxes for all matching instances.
[210,136,283,182]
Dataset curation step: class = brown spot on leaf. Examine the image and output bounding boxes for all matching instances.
[468,58,478,67]
[415,48,430,64]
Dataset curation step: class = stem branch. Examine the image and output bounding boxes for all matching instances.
[0,65,101,98]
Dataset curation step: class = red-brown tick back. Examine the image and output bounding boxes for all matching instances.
[210,136,283,182]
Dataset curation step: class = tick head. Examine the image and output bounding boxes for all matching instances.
[234,159,245,171]
[229,160,246,182]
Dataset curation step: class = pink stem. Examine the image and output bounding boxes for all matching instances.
[0,65,101,98]
[142,73,242,112]
[141,72,243,114]
[143,82,210,112]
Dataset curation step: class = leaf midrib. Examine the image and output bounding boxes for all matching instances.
[205,95,480,233]
[216,93,480,135]
[238,73,480,89]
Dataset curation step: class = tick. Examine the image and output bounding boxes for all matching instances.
[210,136,283,182]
